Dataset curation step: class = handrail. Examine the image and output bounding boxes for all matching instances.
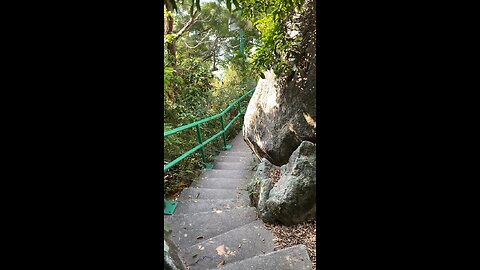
[163,87,255,172]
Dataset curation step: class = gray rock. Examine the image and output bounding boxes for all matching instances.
[164,231,186,270]
[243,0,316,166]
[262,141,316,225]
[246,158,276,208]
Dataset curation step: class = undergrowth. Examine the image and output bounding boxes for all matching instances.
[164,56,253,199]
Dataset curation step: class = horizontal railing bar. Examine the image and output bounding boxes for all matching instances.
[164,88,255,138]
[224,113,241,131]
[163,87,255,173]
[223,88,255,113]
[164,114,222,138]
[163,129,225,172]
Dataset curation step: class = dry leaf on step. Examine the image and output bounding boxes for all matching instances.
[216,245,226,256]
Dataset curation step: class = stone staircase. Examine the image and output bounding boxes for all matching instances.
[164,132,313,270]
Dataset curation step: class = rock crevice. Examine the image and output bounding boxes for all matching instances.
[248,141,316,225]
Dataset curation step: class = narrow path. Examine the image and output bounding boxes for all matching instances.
[165,131,312,270]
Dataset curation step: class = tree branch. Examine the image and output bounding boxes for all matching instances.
[172,9,200,42]
[183,29,212,49]
[196,14,212,23]
[202,36,219,61]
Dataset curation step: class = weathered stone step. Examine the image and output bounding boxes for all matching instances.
[164,207,258,250]
[191,178,248,189]
[181,220,274,270]
[179,187,249,201]
[210,244,313,270]
[215,155,256,165]
[229,142,251,150]
[216,154,253,160]
[228,136,249,148]
[173,199,250,215]
[199,169,254,180]
[213,161,250,170]
[218,151,254,158]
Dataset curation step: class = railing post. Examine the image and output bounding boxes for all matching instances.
[236,102,243,127]
[195,124,213,170]
[220,114,232,150]
[195,125,207,163]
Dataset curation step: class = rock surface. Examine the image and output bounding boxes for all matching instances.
[247,158,275,206]
[164,231,186,270]
[247,158,278,222]
[243,0,316,166]
[249,141,316,225]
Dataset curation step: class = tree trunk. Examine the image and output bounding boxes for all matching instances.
[164,0,176,67]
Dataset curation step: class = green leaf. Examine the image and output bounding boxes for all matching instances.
[226,0,232,12]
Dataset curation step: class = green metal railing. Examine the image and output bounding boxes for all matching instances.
[164,87,255,215]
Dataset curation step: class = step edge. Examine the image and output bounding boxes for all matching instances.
[164,207,257,219]
[205,244,312,270]
[179,220,274,268]
[182,219,271,251]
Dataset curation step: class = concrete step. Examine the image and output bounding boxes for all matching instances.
[229,142,250,150]
[214,155,257,166]
[181,220,274,270]
[179,187,249,202]
[215,154,254,160]
[173,199,250,215]
[191,178,248,189]
[213,161,251,170]
[228,135,249,148]
[210,245,313,270]
[164,207,258,250]
[218,151,254,158]
[199,169,254,180]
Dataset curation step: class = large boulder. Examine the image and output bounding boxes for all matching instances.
[248,141,316,225]
[243,0,316,166]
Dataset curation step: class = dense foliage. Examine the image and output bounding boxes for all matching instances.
[234,0,305,77]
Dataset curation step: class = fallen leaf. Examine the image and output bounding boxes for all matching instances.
[192,254,197,258]
[217,260,225,268]
[196,235,204,240]
[216,245,226,255]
